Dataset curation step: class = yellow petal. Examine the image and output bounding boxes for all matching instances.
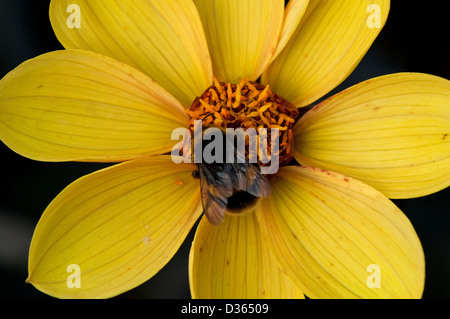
[27,156,202,299]
[189,213,304,299]
[194,0,284,84]
[256,166,425,299]
[0,50,188,162]
[262,0,390,107]
[270,0,309,64]
[294,73,450,198]
[50,0,212,106]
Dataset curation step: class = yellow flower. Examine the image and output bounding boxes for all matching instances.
[0,0,448,299]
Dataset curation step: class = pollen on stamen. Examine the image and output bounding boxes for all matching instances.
[186,77,299,167]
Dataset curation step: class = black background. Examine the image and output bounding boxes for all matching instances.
[0,0,449,299]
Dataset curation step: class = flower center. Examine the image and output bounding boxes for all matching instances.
[186,78,299,167]
[186,78,299,223]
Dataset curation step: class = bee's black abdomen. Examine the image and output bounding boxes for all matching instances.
[226,191,259,214]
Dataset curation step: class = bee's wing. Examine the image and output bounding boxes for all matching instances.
[198,164,233,225]
[229,163,248,191]
[225,130,249,191]
[241,164,271,198]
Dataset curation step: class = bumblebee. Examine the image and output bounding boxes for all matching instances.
[192,123,271,225]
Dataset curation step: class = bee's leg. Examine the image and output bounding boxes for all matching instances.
[192,170,200,179]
